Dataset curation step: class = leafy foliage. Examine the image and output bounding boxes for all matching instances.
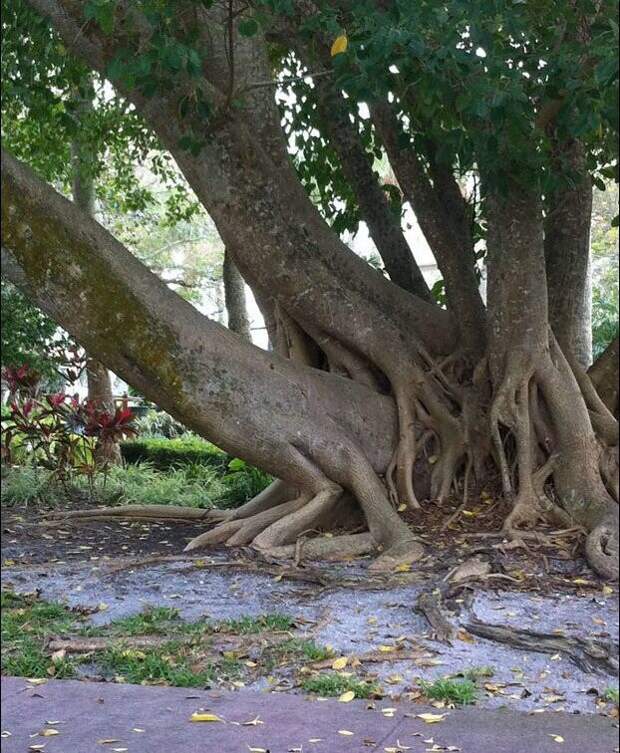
[0,281,70,383]
[1,364,136,494]
[120,436,230,471]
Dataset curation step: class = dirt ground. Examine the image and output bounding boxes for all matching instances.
[2,498,619,717]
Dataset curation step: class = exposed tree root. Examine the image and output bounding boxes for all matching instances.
[43,504,211,525]
[267,532,376,562]
[465,618,619,675]
[204,480,293,524]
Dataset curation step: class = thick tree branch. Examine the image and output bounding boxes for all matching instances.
[307,76,433,301]
[1,148,398,480]
[371,101,486,358]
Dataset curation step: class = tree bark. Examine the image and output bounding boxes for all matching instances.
[545,141,594,368]
[70,76,121,464]
[222,248,252,341]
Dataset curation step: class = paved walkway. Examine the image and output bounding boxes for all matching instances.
[1,676,618,753]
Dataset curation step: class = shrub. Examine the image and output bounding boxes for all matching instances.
[120,436,229,470]
[86,462,227,509]
[0,466,66,507]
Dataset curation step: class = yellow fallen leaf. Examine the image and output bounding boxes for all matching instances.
[3,559,15,567]
[332,656,348,670]
[339,729,354,735]
[97,602,108,612]
[339,690,355,703]
[397,503,407,512]
[39,729,59,737]
[602,585,614,596]
[190,712,222,723]
[572,579,592,586]
[308,739,323,743]
[247,747,267,752]
[331,34,348,56]
[417,713,446,724]
[245,660,257,668]
[378,645,394,652]
[393,563,411,572]
[26,678,48,686]
[550,735,565,743]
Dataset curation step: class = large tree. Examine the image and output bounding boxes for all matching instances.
[2,0,618,577]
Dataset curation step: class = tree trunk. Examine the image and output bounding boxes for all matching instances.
[222,249,251,341]
[545,141,594,368]
[70,76,121,464]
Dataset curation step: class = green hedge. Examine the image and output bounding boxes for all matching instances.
[120,437,230,470]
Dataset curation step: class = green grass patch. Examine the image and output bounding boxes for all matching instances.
[459,665,495,681]
[419,678,477,705]
[101,643,222,687]
[1,591,80,679]
[102,607,183,636]
[215,613,295,634]
[302,672,379,698]
[604,686,619,705]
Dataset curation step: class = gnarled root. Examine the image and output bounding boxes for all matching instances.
[43,504,211,525]
[585,513,620,581]
[267,532,376,562]
[184,495,310,551]
[204,479,294,524]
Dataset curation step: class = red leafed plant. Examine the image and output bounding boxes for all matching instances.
[1,363,137,498]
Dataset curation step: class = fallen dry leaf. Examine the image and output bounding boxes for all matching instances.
[38,729,59,737]
[417,713,446,724]
[549,735,565,743]
[332,656,348,670]
[190,712,223,723]
[339,690,355,703]
[338,729,354,735]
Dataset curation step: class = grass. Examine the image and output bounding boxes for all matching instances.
[215,613,295,634]
[604,687,619,705]
[1,592,329,690]
[302,672,380,698]
[1,591,79,678]
[459,665,495,681]
[100,642,228,687]
[1,457,272,510]
[419,678,477,706]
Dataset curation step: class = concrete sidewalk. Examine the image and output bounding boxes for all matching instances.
[1,676,618,753]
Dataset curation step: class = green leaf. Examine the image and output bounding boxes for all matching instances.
[238,19,259,37]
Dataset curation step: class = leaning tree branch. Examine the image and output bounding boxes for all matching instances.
[370,101,487,359]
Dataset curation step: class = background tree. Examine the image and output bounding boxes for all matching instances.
[2,0,618,577]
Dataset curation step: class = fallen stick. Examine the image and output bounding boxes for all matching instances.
[465,618,619,675]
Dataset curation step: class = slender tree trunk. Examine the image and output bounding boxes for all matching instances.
[70,77,120,464]
[545,141,594,368]
[223,248,252,341]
